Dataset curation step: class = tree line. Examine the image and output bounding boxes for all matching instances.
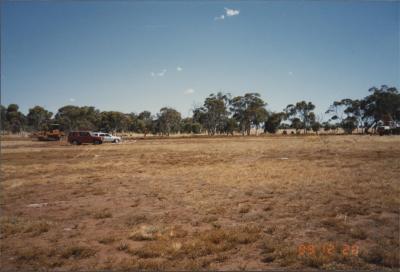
[1,85,399,135]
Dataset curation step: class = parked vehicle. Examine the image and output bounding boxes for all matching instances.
[372,120,400,136]
[68,131,103,145]
[92,132,122,143]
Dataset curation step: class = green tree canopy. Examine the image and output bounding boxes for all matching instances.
[194,92,230,135]
[326,98,363,132]
[137,111,154,135]
[27,106,53,131]
[1,105,9,131]
[361,85,400,126]
[55,105,100,131]
[99,111,130,132]
[5,104,26,133]
[264,112,285,134]
[285,101,315,134]
[230,93,267,135]
[156,107,181,136]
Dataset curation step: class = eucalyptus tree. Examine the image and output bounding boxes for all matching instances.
[137,111,154,136]
[192,92,230,135]
[156,107,181,136]
[264,112,285,134]
[361,85,400,131]
[285,101,315,134]
[5,104,26,133]
[98,111,130,132]
[180,117,194,134]
[180,117,202,134]
[27,106,53,131]
[290,117,303,133]
[309,113,322,134]
[223,118,238,135]
[0,105,7,131]
[326,99,362,133]
[230,93,267,135]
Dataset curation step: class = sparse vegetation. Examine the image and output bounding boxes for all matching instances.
[349,227,367,240]
[97,236,116,244]
[93,210,113,219]
[61,245,96,259]
[116,241,129,252]
[238,204,251,214]
[0,217,51,237]
[0,135,399,270]
[125,214,148,227]
[129,225,159,241]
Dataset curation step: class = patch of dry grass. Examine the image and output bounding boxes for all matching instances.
[125,214,148,227]
[129,225,160,241]
[238,204,251,214]
[360,244,400,268]
[129,225,261,262]
[97,235,116,244]
[116,241,130,252]
[1,135,399,270]
[0,216,51,237]
[60,245,96,259]
[93,209,112,219]
[349,227,367,240]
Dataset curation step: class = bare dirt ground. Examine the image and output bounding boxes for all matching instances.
[1,135,399,270]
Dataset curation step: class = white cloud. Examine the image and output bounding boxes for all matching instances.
[288,71,293,76]
[151,69,167,77]
[69,98,75,102]
[177,66,183,72]
[184,88,195,95]
[225,8,240,17]
[215,8,239,21]
[214,14,225,21]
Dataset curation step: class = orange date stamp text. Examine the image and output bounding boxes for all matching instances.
[297,243,359,257]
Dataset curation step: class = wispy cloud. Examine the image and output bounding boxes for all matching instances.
[215,7,240,20]
[69,98,75,102]
[214,14,225,21]
[184,88,195,95]
[151,69,167,77]
[177,66,183,72]
[288,71,293,76]
[158,69,167,76]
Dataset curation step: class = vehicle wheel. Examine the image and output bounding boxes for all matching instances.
[114,139,119,143]
[72,140,79,145]
[94,140,101,145]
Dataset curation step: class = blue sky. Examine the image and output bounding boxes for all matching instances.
[1,1,399,117]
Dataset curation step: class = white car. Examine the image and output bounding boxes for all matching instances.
[92,132,122,143]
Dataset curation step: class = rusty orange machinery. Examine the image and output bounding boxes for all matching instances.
[31,124,65,141]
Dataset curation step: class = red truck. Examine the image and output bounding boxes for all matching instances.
[68,131,103,145]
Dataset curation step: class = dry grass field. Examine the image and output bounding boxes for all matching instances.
[0,135,399,270]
